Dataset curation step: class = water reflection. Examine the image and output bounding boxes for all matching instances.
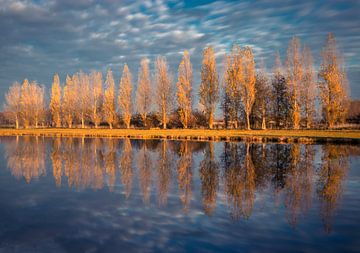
[2,136,358,233]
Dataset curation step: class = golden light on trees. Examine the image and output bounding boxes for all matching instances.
[4,82,21,129]
[136,58,152,127]
[176,50,193,129]
[286,36,303,129]
[118,64,133,129]
[50,73,62,128]
[200,46,219,129]
[103,69,117,129]
[318,33,349,128]
[155,56,173,129]
[90,71,103,128]
[301,46,317,128]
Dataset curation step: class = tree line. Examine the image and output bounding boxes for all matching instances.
[3,33,349,129]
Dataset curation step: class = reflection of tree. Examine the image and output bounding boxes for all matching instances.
[103,138,116,191]
[223,143,255,220]
[156,140,172,206]
[317,144,349,233]
[5,136,46,183]
[137,141,152,204]
[119,139,133,198]
[51,137,62,186]
[199,142,219,215]
[176,141,193,212]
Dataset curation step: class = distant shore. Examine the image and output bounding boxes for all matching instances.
[0,128,359,143]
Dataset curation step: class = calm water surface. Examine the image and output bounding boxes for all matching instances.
[0,136,359,253]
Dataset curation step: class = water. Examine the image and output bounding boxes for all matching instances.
[0,136,359,253]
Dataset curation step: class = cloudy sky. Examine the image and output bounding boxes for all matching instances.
[0,0,359,102]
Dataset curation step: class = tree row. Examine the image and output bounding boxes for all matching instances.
[4,33,349,129]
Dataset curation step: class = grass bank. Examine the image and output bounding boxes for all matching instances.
[0,128,359,143]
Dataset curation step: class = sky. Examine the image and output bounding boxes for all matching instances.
[0,0,359,104]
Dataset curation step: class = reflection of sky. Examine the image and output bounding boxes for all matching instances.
[0,0,359,103]
[0,138,359,252]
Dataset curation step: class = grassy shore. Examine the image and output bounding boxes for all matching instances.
[0,128,359,143]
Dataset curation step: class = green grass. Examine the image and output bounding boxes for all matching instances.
[0,128,359,143]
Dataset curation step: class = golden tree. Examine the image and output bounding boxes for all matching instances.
[286,36,303,129]
[62,75,76,128]
[89,71,103,128]
[301,46,317,128]
[176,50,193,128]
[50,73,62,127]
[29,81,45,128]
[199,46,219,129]
[155,56,173,129]
[318,33,349,128]
[223,44,242,128]
[136,58,152,127]
[78,72,91,128]
[239,47,256,130]
[20,79,31,128]
[4,82,22,129]
[102,68,117,129]
[118,64,133,128]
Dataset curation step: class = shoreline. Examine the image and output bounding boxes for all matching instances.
[0,128,359,143]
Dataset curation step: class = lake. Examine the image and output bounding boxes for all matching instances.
[0,136,359,253]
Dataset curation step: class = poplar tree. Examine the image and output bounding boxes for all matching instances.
[318,33,349,128]
[90,71,103,128]
[50,73,62,127]
[301,46,317,128]
[239,47,256,130]
[176,50,193,128]
[199,46,219,129]
[223,44,242,128]
[103,69,116,129]
[118,64,133,128]
[155,56,173,129]
[20,79,31,128]
[62,75,76,128]
[272,52,290,129]
[286,36,303,129]
[136,58,152,127]
[4,82,22,129]
[78,72,91,128]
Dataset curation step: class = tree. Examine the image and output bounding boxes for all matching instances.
[272,52,291,129]
[118,64,133,128]
[199,46,219,129]
[136,58,152,127]
[4,82,22,129]
[155,56,173,129]
[20,79,31,128]
[318,33,349,128]
[62,75,76,128]
[223,44,242,128]
[89,71,103,128]
[176,50,193,128]
[103,69,117,129]
[286,36,303,129]
[301,46,317,128]
[239,47,256,130]
[78,72,91,128]
[252,62,271,129]
[29,81,45,128]
[50,73,62,127]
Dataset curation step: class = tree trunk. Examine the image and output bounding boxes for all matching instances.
[184,111,188,129]
[143,113,147,127]
[246,112,251,130]
[109,123,113,129]
[15,117,19,129]
[261,116,266,130]
[209,111,214,129]
[81,115,85,129]
[163,111,166,129]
